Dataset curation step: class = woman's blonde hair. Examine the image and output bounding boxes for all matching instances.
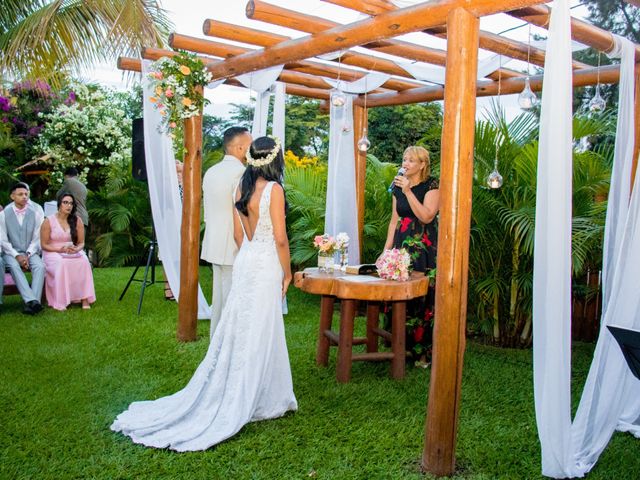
[403,145,430,182]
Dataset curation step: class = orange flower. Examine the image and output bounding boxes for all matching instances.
[155,86,163,96]
[179,65,191,75]
[169,122,177,128]
[181,97,192,107]
[149,97,157,103]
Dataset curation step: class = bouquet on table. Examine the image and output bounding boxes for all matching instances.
[314,234,336,273]
[375,248,411,281]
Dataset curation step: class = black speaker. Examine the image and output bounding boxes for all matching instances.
[132,118,147,181]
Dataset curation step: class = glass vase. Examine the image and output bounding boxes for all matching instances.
[318,251,335,274]
[339,247,349,271]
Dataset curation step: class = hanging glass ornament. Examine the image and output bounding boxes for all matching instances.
[518,77,538,111]
[588,85,606,113]
[357,128,371,152]
[487,168,504,189]
[330,88,347,107]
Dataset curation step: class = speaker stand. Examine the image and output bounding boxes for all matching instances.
[119,229,158,315]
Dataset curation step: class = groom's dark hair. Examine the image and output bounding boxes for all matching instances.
[223,126,249,153]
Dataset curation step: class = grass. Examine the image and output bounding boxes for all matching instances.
[1,267,638,479]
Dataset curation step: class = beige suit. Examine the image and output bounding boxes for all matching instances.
[201,155,246,337]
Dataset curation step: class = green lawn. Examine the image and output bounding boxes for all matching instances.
[1,267,638,479]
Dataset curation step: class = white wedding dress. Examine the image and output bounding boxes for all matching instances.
[111,181,297,451]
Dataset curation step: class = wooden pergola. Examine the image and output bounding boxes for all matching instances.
[118,0,640,476]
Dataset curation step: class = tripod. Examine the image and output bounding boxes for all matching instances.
[119,227,158,314]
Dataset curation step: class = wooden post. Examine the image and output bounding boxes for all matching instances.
[422,7,479,477]
[177,86,203,342]
[353,102,367,260]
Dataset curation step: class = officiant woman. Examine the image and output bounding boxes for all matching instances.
[383,145,440,366]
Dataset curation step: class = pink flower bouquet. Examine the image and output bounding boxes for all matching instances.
[376,248,411,281]
[313,234,336,254]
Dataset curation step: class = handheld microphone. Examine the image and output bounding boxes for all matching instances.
[388,167,406,193]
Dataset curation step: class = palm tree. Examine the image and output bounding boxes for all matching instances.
[469,103,613,346]
[0,0,172,87]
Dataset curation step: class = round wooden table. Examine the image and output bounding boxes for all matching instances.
[294,268,428,383]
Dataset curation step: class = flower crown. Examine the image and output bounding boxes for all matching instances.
[246,136,281,167]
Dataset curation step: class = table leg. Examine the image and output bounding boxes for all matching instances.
[316,295,335,366]
[366,302,380,353]
[336,299,356,383]
[391,301,406,379]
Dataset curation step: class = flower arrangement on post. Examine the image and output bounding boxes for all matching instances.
[335,232,350,270]
[313,234,336,273]
[147,51,212,134]
[375,248,411,281]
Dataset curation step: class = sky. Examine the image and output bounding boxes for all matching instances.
[83,0,591,121]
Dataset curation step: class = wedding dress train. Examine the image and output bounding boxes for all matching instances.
[111,182,297,451]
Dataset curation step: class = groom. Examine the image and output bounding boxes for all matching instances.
[201,126,252,337]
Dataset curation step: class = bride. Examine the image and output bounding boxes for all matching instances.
[111,136,297,451]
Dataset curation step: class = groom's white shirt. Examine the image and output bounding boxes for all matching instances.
[201,154,246,265]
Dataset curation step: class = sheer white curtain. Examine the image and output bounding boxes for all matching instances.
[141,60,211,319]
[236,65,285,138]
[325,73,388,264]
[532,1,575,475]
[533,4,640,474]
[569,35,640,475]
[326,94,360,264]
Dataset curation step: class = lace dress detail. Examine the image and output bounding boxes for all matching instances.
[111,181,297,451]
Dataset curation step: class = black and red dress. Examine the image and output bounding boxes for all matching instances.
[391,176,439,359]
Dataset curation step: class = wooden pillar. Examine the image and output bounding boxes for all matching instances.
[632,62,640,192]
[177,87,204,342]
[353,102,367,259]
[422,7,479,477]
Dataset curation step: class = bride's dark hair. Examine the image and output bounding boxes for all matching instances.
[235,136,286,216]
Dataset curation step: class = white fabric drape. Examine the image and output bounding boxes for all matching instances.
[395,54,511,85]
[569,35,640,476]
[141,60,211,320]
[326,95,360,264]
[272,82,286,141]
[532,0,575,476]
[323,71,391,93]
[236,65,285,138]
[533,10,640,475]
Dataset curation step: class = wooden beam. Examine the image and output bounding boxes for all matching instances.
[170,33,407,92]
[177,90,204,342]
[198,22,421,91]
[118,56,330,100]
[422,7,478,477]
[322,0,589,70]
[206,0,548,80]
[353,103,367,259]
[246,1,523,81]
[509,5,640,58]
[356,64,623,107]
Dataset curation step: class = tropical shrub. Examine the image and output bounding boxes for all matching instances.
[37,83,132,190]
[468,104,612,347]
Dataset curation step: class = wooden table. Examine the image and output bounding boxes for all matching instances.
[294,268,428,383]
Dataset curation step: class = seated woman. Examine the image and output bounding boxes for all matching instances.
[383,146,440,366]
[40,193,96,310]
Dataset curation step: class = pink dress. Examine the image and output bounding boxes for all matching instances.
[42,215,96,311]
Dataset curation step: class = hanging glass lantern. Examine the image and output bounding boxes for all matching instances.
[357,128,371,152]
[588,85,606,113]
[518,77,538,111]
[330,88,347,107]
[487,168,503,189]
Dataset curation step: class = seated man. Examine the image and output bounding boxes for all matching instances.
[0,182,45,314]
